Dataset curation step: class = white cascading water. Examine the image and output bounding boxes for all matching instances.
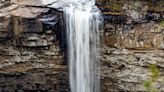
[42,0,101,92]
[65,1,101,92]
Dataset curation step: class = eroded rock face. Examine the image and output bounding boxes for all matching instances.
[101,46,164,91]
[101,0,164,91]
[0,0,164,92]
[0,1,69,92]
[103,0,164,49]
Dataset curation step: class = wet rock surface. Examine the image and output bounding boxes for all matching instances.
[0,0,164,92]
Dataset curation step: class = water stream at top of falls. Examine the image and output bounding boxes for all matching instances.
[42,0,101,92]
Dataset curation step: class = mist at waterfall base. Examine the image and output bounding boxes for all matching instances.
[42,0,102,92]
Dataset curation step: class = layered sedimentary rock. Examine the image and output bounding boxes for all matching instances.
[0,0,164,92]
[0,0,69,92]
[100,0,164,91]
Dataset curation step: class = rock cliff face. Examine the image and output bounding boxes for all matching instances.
[100,0,164,91]
[0,0,164,92]
[0,1,69,92]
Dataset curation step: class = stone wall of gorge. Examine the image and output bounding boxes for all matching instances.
[0,0,164,92]
[101,0,164,91]
[0,1,69,92]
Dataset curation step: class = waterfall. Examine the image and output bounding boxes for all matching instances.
[42,0,101,92]
[65,1,101,91]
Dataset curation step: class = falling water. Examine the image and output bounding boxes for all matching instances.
[64,0,101,92]
[42,0,101,92]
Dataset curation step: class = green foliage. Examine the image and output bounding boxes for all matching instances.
[147,1,164,12]
[144,64,159,92]
[97,0,164,12]
[144,80,152,92]
[149,64,159,82]
[160,20,164,28]
[98,0,124,12]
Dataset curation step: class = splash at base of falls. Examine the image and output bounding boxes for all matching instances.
[64,3,101,92]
